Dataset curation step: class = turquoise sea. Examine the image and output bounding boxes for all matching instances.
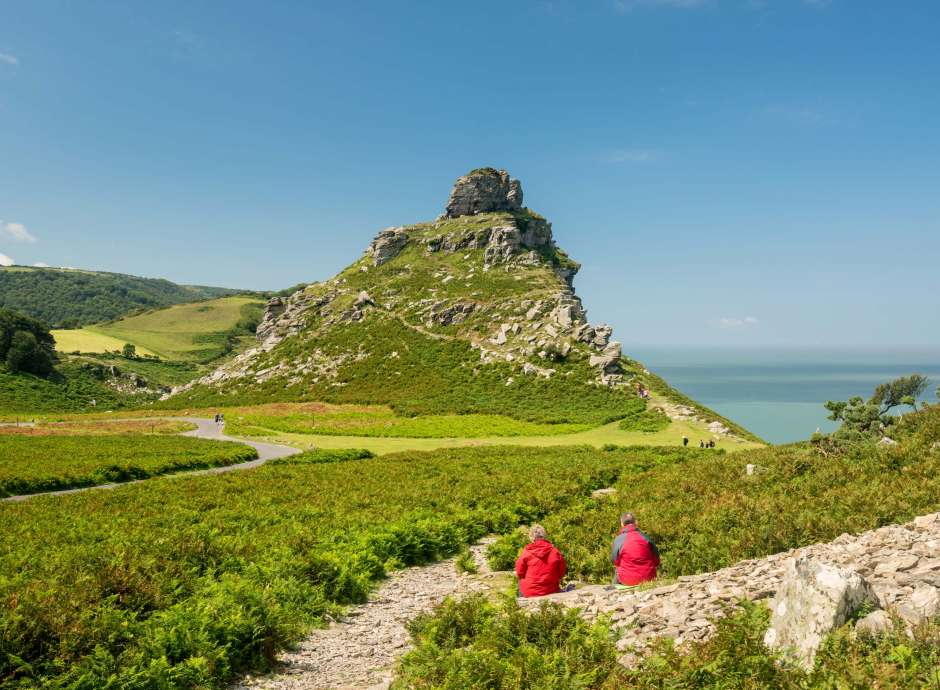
[628,347,940,445]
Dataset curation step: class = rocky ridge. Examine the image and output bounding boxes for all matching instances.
[167,169,635,400]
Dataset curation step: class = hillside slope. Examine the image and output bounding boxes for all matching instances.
[53,295,265,363]
[167,169,758,440]
[0,265,244,327]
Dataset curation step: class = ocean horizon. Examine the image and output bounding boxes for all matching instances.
[627,346,940,445]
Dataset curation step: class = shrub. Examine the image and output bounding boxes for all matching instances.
[393,594,627,689]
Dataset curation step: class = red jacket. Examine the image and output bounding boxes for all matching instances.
[515,539,567,597]
[612,524,660,586]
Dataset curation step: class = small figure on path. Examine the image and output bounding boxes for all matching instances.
[515,524,568,597]
[682,435,689,447]
[611,512,660,587]
[699,440,705,448]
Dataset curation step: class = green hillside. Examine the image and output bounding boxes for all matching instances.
[166,168,760,442]
[54,295,265,363]
[0,265,245,327]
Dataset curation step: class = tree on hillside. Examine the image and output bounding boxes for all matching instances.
[6,330,54,376]
[0,308,56,371]
[122,343,137,359]
[871,374,929,414]
[825,373,931,441]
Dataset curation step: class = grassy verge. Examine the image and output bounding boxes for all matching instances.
[0,419,195,436]
[0,435,256,497]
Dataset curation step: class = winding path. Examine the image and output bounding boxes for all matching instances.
[1,417,301,502]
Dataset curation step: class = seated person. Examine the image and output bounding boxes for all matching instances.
[515,524,567,597]
[611,512,660,586]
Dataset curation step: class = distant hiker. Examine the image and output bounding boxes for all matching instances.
[611,512,660,587]
[515,524,567,597]
[708,440,716,449]
[699,440,705,448]
[682,436,689,447]
[214,414,220,424]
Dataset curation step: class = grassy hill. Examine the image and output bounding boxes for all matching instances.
[166,169,760,442]
[0,265,245,327]
[53,295,265,363]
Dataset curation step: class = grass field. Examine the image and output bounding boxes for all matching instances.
[0,418,195,436]
[235,415,760,455]
[0,434,257,497]
[52,329,158,356]
[52,295,264,362]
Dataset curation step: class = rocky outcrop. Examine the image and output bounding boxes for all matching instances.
[444,168,523,218]
[521,511,940,665]
[763,557,878,669]
[367,227,409,266]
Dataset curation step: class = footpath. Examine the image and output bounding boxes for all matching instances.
[233,512,940,689]
[1,417,300,502]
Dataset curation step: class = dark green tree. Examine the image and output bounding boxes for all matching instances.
[6,330,54,376]
[871,374,929,414]
[122,343,137,359]
[825,373,931,441]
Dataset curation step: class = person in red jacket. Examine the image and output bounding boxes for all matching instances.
[515,524,567,597]
[611,512,660,586]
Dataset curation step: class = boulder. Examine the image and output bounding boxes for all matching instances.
[354,291,374,308]
[367,227,408,266]
[878,436,899,447]
[589,341,622,374]
[592,324,613,349]
[855,610,892,637]
[444,168,523,218]
[763,557,878,670]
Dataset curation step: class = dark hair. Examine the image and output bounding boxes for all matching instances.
[620,512,635,526]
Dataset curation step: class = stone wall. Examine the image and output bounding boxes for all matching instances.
[520,511,940,662]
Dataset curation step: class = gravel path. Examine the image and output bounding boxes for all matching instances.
[1,416,301,502]
[232,540,500,690]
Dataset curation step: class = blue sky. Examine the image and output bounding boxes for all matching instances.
[1,0,938,347]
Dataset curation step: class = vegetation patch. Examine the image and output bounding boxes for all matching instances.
[393,594,626,689]
[0,418,194,436]
[227,405,592,438]
[0,445,625,688]
[617,407,670,433]
[0,435,256,496]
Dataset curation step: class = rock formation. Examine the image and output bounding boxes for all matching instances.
[763,557,878,669]
[444,168,523,218]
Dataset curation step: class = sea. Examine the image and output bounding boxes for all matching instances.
[627,347,940,445]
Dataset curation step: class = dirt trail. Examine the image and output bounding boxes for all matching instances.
[1,416,301,502]
[232,540,502,690]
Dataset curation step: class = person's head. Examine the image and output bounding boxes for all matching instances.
[528,524,548,542]
[620,512,636,527]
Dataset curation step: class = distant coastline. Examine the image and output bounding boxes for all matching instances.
[629,346,940,444]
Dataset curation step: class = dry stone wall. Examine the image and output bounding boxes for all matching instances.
[520,511,940,664]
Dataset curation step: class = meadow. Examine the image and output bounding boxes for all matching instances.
[0,444,631,689]
[0,418,194,436]
[0,435,256,497]
[52,295,264,363]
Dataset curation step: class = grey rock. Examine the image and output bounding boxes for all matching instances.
[763,557,878,670]
[589,341,622,374]
[367,227,409,266]
[444,168,523,218]
[592,324,613,349]
[354,291,374,308]
[855,610,892,637]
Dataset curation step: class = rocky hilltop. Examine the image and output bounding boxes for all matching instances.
[166,169,749,438]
